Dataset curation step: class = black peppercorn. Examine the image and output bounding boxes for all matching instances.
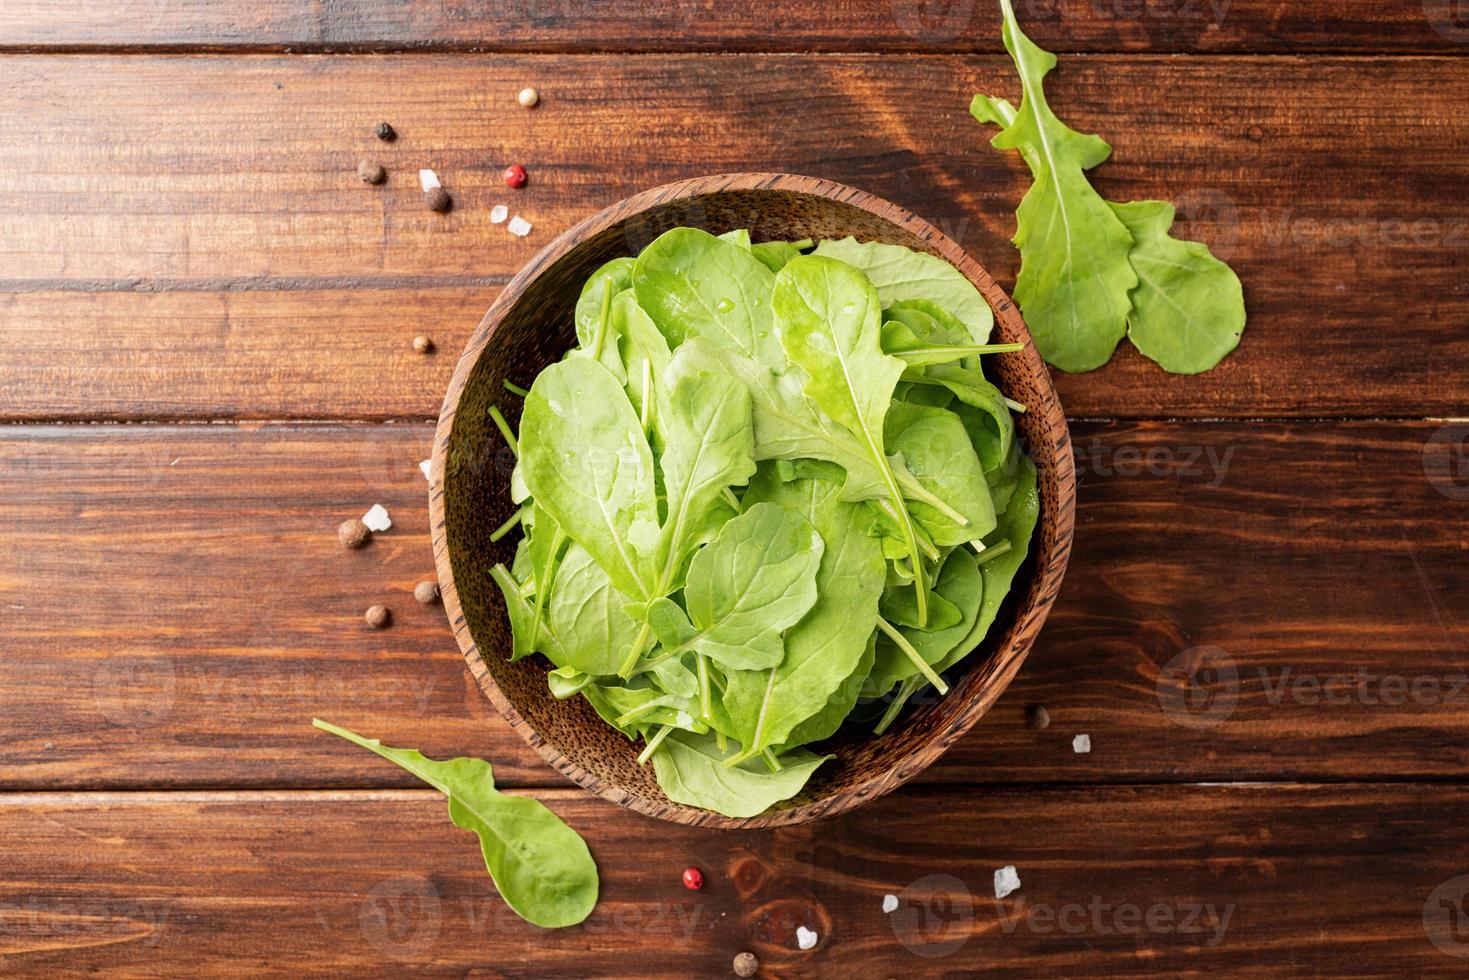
[426,187,451,213]
[374,121,396,142]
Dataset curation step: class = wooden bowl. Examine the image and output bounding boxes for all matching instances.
[430,173,1075,829]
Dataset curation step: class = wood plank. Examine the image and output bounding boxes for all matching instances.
[0,0,1461,53]
[3,785,1468,975]
[3,422,1465,790]
[0,55,1466,419]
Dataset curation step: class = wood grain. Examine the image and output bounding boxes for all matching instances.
[2,422,1464,791]
[1,55,1466,420]
[3,785,1469,975]
[0,0,1461,53]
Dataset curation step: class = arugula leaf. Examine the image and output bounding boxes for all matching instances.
[968,0,1136,373]
[545,542,642,676]
[519,358,661,601]
[884,400,997,547]
[715,467,886,761]
[1109,200,1246,374]
[773,254,937,625]
[646,501,823,673]
[812,237,995,343]
[649,730,830,819]
[313,720,598,928]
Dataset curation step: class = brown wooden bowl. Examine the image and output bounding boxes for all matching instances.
[430,173,1075,829]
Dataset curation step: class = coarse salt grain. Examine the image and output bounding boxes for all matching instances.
[994,865,1021,899]
[507,215,532,237]
[419,459,432,482]
[882,894,899,914]
[362,504,392,532]
[1073,733,1091,754]
[490,204,509,224]
[418,168,441,192]
[795,926,818,950]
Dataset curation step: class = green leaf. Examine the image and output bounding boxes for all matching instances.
[865,548,985,699]
[633,227,780,356]
[313,720,598,929]
[716,468,887,759]
[649,730,829,819]
[884,400,997,547]
[519,357,661,601]
[545,542,643,676]
[968,0,1136,373]
[1109,200,1246,374]
[812,237,994,343]
[647,502,824,672]
[573,257,635,379]
[773,254,935,624]
[490,563,567,664]
[776,634,877,751]
[750,240,805,273]
[653,343,758,587]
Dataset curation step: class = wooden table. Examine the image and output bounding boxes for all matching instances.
[2,2,1466,975]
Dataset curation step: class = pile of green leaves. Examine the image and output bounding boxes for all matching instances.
[489,226,1039,818]
[971,0,1246,374]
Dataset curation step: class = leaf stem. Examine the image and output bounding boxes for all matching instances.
[761,749,783,773]
[875,616,949,694]
[489,509,524,542]
[873,677,922,735]
[893,465,970,527]
[974,539,1013,564]
[502,379,530,398]
[1004,397,1028,414]
[636,724,674,765]
[591,276,614,362]
[720,487,743,513]
[639,360,653,432]
[488,406,519,458]
[312,718,451,794]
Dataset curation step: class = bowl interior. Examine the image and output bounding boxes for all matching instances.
[436,176,1074,828]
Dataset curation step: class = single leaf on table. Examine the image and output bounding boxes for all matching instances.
[1108,200,1246,374]
[773,254,935,624]
[716,467,887,761]
[646,501,824,672]
[812,237,994,344]
[968,0,1136,373]
[519,357,660,602]
[649,730,830,819]
[545,542,642,676]
[312,720,598,929]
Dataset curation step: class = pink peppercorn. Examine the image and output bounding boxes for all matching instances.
[682,866,704,890]
[503,164,528,188]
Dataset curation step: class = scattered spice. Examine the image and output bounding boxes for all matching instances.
[357,160,386,185]
[732,951,759,977]
[1026,703,1050,730]
[795,925,818,950]
[682,866,704,891]
[414,580,440,605]
[518,86,539,108]
[426,187,452,213]
[337,518,372,549]
[362,504,393,532]
[994,865,1021,899]
[418,168,442,192]
[374,121,397,142]
[1072,733,1092,754]
[419,459,432,482]
[413,334,434,354]
[503,164,528,189]
[489,204,509,224]
[882,894,899,913]
[507,215,533,237]
[365,605,391,629]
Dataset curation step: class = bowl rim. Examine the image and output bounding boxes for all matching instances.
[430,172,1076,828]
